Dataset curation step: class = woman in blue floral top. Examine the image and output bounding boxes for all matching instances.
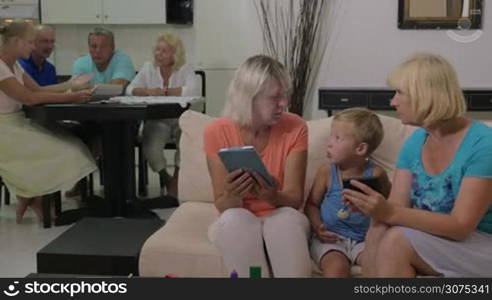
[343,53,492,277]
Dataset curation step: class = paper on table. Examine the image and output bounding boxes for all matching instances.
[104,96,204,108]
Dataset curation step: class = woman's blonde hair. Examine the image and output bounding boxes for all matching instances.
[223,55,291,127]
[387,53,466,127]
[334,108,384,155]
[0,19,34,45]
[154,32,185,71]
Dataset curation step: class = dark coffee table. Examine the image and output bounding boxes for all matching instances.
[37,217,164,276]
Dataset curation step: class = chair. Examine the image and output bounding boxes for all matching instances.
[56,75,72,83]
[0,176,10,206]
[42,192,62,228]
[137,70,206,197]
[1,175,61,228]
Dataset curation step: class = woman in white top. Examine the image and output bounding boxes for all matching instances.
[126,33,200,198]
[0,20,97,223]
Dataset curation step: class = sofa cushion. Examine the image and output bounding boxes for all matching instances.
[139,202,226,277]
[369,114,417,180]
[178,111,215,203]
[305,118,332,202]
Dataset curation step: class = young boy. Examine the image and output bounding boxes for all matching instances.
[305,108,391,277]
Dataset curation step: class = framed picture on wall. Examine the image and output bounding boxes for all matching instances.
[398,0,483,29]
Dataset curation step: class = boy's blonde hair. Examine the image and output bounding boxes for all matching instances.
[333,108,384,155]
[155,32,185,71]
[223,55,291,127]
[387,53,466,127]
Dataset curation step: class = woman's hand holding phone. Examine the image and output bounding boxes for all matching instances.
[342,179,393,221]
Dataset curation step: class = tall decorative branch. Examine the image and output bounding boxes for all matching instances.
[256,0,331,116]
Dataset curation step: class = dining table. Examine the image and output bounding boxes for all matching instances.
[24,97,204,223]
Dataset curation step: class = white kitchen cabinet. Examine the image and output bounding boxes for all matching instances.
[41,0,101,24]
[40,0,166,24]
[102,0,166,24]
[0,0,38,4]
[0,0,40,20]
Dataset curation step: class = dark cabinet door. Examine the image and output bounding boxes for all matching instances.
[319,89,492,114]
[369,92,395,110]
[468,94,492,110]
[318,91,368,110]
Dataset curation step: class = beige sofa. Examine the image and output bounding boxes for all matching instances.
[139,110,419,277]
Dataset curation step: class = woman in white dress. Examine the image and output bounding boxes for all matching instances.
[126,33,200,198]
[0,20,97,223]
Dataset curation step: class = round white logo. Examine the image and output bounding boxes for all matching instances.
[3,282,20,297]
[446,29,483,43]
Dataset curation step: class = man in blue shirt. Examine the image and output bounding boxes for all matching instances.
[19,25,57,86]
[67,28,136,198]
[72,27,135,85]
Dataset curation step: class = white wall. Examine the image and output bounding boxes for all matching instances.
[310,0,492,119]
[193,0,261,116]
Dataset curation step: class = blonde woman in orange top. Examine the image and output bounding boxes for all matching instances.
[204,55,311,277]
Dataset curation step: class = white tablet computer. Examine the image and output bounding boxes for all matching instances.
[90,84,124,101]
[218,146,274,187]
